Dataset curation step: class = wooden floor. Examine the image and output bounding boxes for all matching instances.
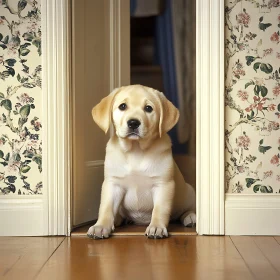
[1,236,280,280]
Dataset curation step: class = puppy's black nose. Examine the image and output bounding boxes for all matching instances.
[127,119,141,129]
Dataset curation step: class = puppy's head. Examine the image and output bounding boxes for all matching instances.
[92,85,179,140]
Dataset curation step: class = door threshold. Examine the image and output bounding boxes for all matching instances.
[71,223,197,237]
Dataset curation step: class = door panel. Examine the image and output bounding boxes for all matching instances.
[72,0,111,226]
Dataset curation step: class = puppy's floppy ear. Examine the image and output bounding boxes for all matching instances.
[92,87,122,133]
[150,89,179,137]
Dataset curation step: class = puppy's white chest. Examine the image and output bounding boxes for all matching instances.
[107,145,160,185]
[121,186,153,224]
[109,148,156,224]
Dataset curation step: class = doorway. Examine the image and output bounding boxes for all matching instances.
[71,0,197,236]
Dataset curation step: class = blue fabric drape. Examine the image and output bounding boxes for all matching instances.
[130,0,187,154]
[155,0,187,154]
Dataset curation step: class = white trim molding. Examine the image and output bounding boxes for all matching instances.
[109,0,130,91]
[109,0,130,135]
[196,0,225,235]
[42,0,71,236]
[0,198,44,236]
[225,194,280,235]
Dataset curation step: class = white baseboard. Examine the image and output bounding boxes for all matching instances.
[0,197,45,236]
[225,194,280,235]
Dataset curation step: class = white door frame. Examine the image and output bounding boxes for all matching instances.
[196,0,225,235]
[41,0,71,235]
[40,0,225,236]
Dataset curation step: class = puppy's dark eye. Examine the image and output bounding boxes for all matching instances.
[118,103,127,111]
[144,105,153,113]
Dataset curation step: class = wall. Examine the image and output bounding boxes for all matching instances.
[0,0,42,195]
[225,0,280,194]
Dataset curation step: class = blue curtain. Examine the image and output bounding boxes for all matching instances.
[130,0,187,154]
[155,0,187,154]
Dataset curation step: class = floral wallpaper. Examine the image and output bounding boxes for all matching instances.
[225,0,280,194]
[0,0,42,195]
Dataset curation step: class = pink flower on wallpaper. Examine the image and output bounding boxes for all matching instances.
[237,90,248,101]
[17,93,34,104]
[277,52,280,59]
[257,103,265,111]
[236,12,251,27]
[237,166,245,173]
[270,155,279,165]
[268,121,280,131]
[0,18,4,25]
[245,96,268,112]
[245,105,253,112]
[273,85,280,97]
[273,122,280,130]
[237,43,245,50]
[20,129,28,139]
[6,40,19,58]
[233,61,245,78]
[233,68,245,77]
[270,32,280,43]
[263,48,273,57]
[237,135,251,149]
[268,104,276,111]
[31,119,42,131]
[278,15,280,21]
[7,159,20,173]
[263,170,273,179]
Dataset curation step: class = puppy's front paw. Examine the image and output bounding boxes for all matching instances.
[87,224,113,239]
[145,224,168,239]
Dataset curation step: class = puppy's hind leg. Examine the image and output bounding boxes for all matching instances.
[179,183,196,227]
[180,211,196,227]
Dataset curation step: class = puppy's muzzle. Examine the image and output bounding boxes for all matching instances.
[127,119,141,130]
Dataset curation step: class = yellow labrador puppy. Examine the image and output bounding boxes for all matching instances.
[87,85,196,239]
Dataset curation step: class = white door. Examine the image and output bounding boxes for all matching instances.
[71,0,130,228]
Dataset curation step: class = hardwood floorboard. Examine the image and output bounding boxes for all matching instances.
[275,236,280,245]
[36,236,253,280]
[0,237,65,280]
[253,237,280,274]
[231,236,280,280]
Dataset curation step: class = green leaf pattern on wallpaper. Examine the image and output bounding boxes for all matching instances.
[225,0,280,194]
[0,0,42,195]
